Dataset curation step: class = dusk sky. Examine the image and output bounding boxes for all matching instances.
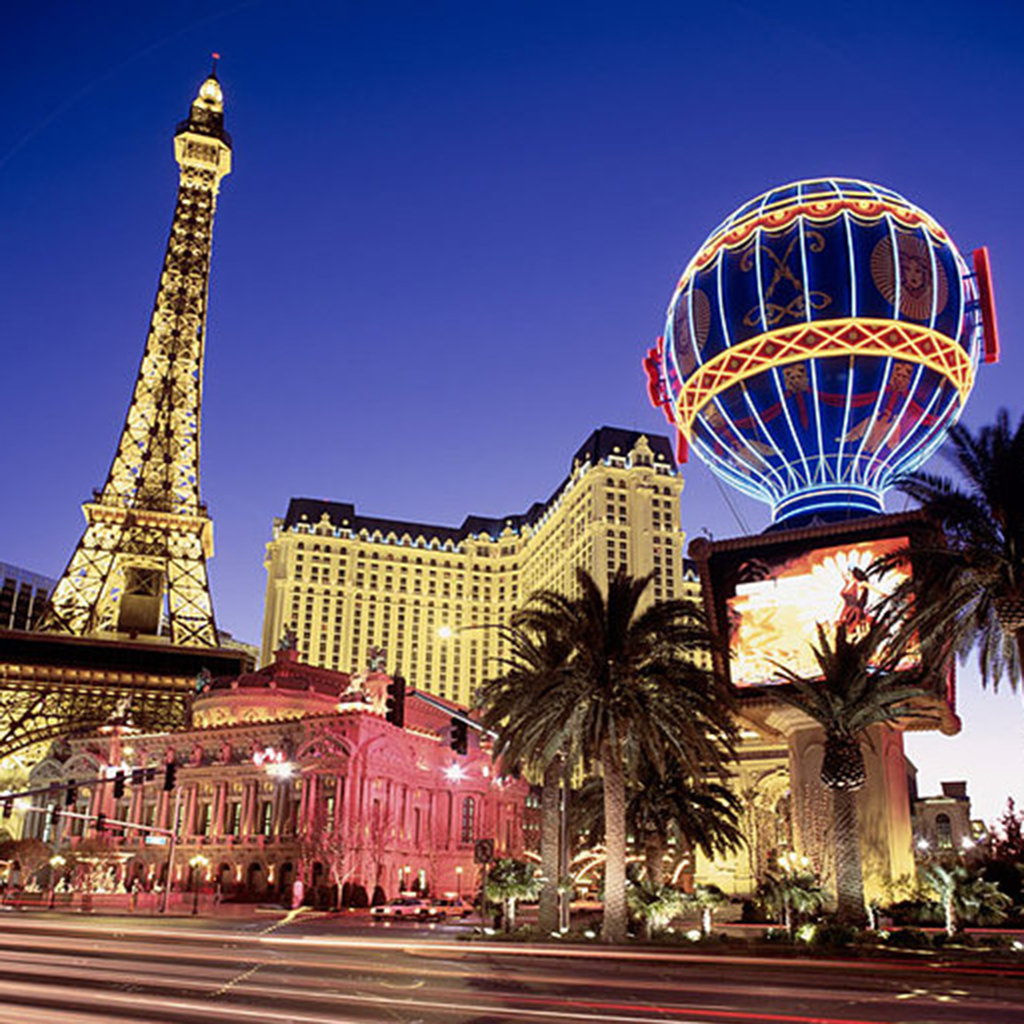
[3,0,1022,823]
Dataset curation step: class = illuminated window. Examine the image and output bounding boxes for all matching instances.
[935,813,953,849]
[461,797,475,842]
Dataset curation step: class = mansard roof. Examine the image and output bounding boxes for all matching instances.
[281,426,675,540]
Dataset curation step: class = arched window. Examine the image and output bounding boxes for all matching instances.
[461,797,475,843]
[935,813,953,849]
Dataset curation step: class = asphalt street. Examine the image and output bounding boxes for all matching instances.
[0,910,1022,1023]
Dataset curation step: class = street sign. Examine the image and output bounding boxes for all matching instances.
[474,838,494,864]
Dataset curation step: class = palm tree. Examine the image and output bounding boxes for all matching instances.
[626,875,689,939]
[757,867,827,936]
[631,764,744,888]
[772,616,940,924]
[475,622,574,934]
[895,409,1024,691]
[491,567,736,943]
[573,755,744,888]
[921,862,1011,936]
[687,883,729,937]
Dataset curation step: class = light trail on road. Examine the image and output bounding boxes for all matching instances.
[0,917,1022,1023]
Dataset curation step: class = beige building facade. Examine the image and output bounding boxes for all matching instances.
[260,428,696,705]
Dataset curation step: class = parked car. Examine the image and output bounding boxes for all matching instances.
[430,896,475,918]
[370,897,441,919]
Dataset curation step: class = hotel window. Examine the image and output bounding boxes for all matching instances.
[461,797,476,842]
[195,802,212,837]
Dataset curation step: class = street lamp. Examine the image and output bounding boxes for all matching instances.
[48,855,66,909]
[455,865,463,899]
[189,854,209,916]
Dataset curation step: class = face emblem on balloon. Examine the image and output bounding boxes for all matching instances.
[870,232,949,322]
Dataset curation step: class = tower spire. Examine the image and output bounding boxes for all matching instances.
[39,73,232,646]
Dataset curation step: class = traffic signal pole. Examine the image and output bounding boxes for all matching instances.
[159,786,183,914]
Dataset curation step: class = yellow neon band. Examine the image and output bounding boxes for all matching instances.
[674,318,974,439]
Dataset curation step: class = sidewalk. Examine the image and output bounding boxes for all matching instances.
[1,891,287,918]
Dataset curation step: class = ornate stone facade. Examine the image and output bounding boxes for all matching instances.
[24,649,527,905]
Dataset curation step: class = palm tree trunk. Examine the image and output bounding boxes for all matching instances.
[831,787,866,924]
[644,834,665,888]
[538,758,561,933]
[601,742,627,943]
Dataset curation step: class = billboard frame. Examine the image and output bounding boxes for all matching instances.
[688,510,957,731]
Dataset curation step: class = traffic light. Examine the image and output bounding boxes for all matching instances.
[49,805,60,826]
[95,813,107,834]
[131,767,145,786]
[163,762,177,792]
[1,798,12,820]
[65,782,77,806]
[113,771,125,799]
[385,674,406,728]
[450,717,468,756]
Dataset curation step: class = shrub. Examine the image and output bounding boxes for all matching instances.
[883,898,942,927]
[808,918,859,949]
[884,928,932,949]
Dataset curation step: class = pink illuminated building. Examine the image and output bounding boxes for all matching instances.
[26,647,528,905]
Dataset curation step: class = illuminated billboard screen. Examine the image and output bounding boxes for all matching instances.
[725,536,916,688]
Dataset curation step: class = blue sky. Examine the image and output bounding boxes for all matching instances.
[2,0,1022,822]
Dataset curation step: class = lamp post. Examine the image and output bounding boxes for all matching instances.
[455,865,463,899]
[48,855,66,909]
[189,854,209,916]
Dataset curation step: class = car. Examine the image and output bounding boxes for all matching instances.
[430,896,474,918]
[370,897,441,919]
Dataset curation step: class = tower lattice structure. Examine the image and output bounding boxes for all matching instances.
[40,69,232,647]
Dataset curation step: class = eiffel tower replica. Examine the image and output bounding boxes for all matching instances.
[0,66,251,761]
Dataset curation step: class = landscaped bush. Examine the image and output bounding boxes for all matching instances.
[883,898,942,927]
[807,918,859,949]
[883,928,933,949]
[740,898,769,924]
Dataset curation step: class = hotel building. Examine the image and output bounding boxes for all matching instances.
[260,427,698,705]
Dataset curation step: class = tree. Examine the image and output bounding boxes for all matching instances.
[573,756,744,888]
[626,875,688,939]
[757,867,826,936]
[772,616,940,924]
[476,621,575,933]
[0,838,51,886]
[630,764,743,888]
[686,883,729,937]
[895,409,1024,691]
[301,802,356,910]
[484,858,540,932]
[481,568,736,943]
[921,862,1011,936]
[980,798,1024,912]
[991,797,1024,862]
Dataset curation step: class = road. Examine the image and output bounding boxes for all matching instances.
[0,911,1022,1023]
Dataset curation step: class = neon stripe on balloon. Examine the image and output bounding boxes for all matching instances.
[677,191,951,283]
